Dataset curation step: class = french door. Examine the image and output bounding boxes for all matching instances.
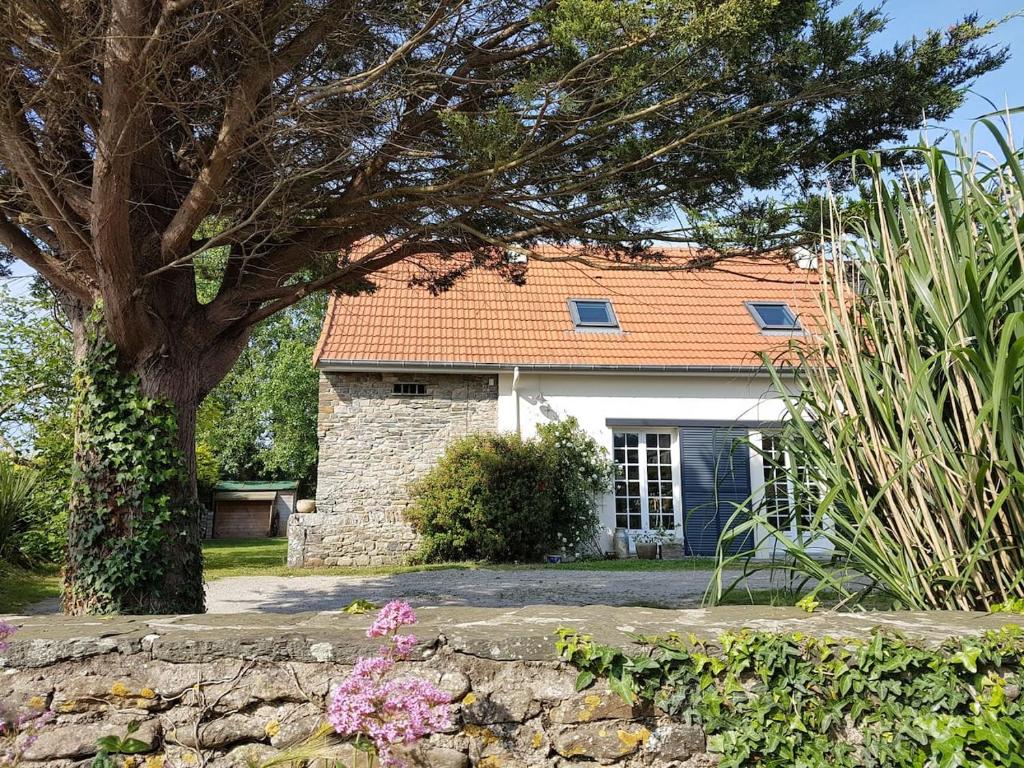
[612,430,682,532]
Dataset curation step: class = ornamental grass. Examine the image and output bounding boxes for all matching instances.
[718,120,1024,611]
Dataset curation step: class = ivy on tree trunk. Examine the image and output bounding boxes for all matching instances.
[64,312,204,615]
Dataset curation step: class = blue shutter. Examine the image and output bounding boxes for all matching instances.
[680,427,753,556]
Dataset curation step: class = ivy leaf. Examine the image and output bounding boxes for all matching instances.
[575,670,596,692]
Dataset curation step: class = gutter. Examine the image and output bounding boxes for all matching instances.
[315,359,797,376]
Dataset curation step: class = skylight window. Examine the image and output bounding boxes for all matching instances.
[746,301,801,331]
[569,298,619,329]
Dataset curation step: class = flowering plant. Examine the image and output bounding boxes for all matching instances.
[0,623,55,768]
[327,600,451,767]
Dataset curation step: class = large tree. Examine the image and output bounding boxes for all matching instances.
[0,0,1006,613]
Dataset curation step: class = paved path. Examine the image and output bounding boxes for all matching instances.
[202,567,785,613]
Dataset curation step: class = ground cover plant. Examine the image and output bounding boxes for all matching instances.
[558,623,1024,767]
[718,122,1024,611]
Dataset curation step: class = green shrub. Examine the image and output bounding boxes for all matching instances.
[408,418,611,562]
[0,460,42,566]
[536,418,613,555]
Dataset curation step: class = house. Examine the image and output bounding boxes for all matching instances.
[288,246,826,567]
[211,480,299,539]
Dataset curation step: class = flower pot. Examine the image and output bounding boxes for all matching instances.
[635,542,658,560]
[661,542,685,560]
[612,528,631,559]
[296,499,317,514]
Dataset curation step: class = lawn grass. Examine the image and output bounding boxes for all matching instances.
[0,564,62,613]
[202,537,720,579]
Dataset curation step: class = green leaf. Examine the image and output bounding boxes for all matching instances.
[575,670,596,691]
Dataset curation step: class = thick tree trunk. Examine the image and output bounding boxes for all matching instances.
[63,315,206,615]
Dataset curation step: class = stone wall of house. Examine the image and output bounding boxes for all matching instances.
[289,372,499,567]
[3,607,1017,768]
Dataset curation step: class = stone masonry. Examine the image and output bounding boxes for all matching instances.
[288,372,499,567]
[3,607,1021,768]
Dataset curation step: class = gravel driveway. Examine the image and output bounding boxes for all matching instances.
[203,567,784,613]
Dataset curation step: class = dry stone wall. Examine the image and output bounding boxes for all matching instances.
[3,607,1020,768]
[289,372,499,567]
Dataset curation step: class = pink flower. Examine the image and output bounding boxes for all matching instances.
[368,601,417,638]
[0,621,14,652]
[391,634,418,657]
[329,603,449,767]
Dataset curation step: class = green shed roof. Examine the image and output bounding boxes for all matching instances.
[214,480,299,492]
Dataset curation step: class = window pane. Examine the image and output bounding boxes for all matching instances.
[574,300,612,324]
[626,433,638,447]
[751,303,798,329]
[644,433,676,530]
[613,433,643,530]
[761,433,791,529]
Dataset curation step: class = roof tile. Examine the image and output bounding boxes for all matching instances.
[315,246,824,368]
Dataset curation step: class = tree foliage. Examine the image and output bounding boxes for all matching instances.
[197,293,325,495]
[0,285,73,563]
[0,1,1006,362]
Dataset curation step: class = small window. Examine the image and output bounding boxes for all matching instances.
[569,298,619,329]
[392,382,426,396]
[746,301,801,331]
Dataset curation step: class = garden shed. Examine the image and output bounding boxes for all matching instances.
[211,481,299,539]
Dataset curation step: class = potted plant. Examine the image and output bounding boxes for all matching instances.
[659,528,685,560]
[632,531,660,560]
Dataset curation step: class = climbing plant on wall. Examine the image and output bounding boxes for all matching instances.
[63,313,203,614]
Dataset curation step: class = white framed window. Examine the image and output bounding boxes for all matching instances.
[612,430,682,531]
[752,431,821,536]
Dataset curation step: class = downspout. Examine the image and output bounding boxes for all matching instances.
[512,366,521,436]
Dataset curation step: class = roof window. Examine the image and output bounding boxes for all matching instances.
[746,301,801,331]
[569,298,619,330]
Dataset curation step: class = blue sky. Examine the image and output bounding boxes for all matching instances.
[3,2,1022,290]
[844,0,1023,147]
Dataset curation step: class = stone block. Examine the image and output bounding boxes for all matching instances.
[645,722,705,762]
[548,690,648,723]
[22,718,162,761]
[461,689,540,725]
[549,721,651,763]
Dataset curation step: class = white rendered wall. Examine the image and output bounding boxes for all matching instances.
[496,371,798,554]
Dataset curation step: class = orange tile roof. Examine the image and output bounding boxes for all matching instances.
[314,245,824,370]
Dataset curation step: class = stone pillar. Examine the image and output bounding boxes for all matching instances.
[290,371,499,567]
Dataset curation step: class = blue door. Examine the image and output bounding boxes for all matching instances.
[680,427,753,556]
